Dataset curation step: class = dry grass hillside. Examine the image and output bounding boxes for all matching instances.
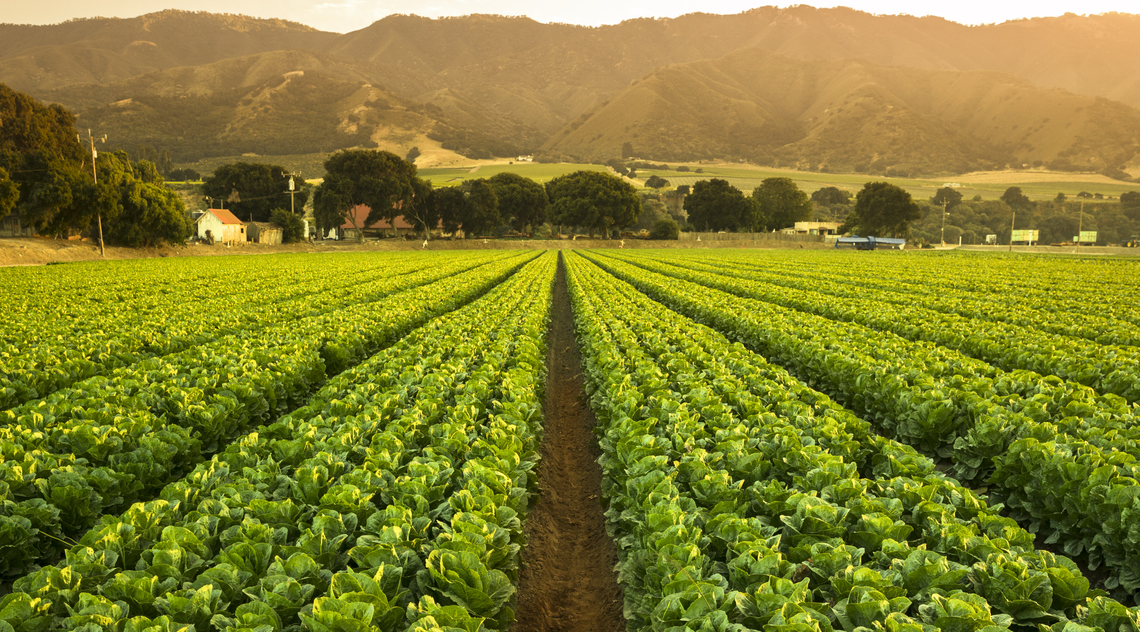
[5,7,1140,174]
[543,48,1140,175]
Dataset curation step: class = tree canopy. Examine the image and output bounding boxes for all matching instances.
[313,149,419,238]
[203,162,308,223]
[644,175,670,189]
[487,172,547,232]
[1001,186,1032,209]
[684,179,761,232]
[840,181,921,238]
[547,170,640,238]
[931,187,964,209]
[811,186,852,206]
[753,177,811,230]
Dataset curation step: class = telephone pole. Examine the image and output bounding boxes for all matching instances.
[78,129,107,257]
[1008,209,1016,252]
[940,200,948,246]
[1077,201,1084,252]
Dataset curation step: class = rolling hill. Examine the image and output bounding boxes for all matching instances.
[543,48,1140,175]
[4,7,1140,175]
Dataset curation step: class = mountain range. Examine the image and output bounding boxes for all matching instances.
[4,6,1140,176]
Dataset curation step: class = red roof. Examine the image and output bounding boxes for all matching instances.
[342,204,423,230]
[203,208,244,225]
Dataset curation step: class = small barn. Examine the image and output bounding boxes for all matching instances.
[196,208,245,245]
[246,221,283,245]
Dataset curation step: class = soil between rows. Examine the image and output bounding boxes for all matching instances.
[511,253,625,632]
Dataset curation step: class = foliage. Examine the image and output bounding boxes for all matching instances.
[621,142,634,160]
[1001,186,1031,209]
[644,175,670,189]
[649,218,679,239]
[202,162,308,224]
[931,187,963,208]
[546,170,640,238]
[406,146,421,163]
[313,150,418,239]
[752,177,811,230]
[487,172,548,232]
[0,168,18,216]
[270,208,306,243]
[684,178,761,232]
[811,186,851,205]
[840,181,921,238]
[166,168,200,182]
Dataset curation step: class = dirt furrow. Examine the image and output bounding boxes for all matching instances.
[511,253,625,632]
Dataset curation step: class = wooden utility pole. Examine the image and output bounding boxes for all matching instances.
[1077,201,1084,252]
[940,200,948,246]
[1008,209,1016,252]
[79,129,106,257]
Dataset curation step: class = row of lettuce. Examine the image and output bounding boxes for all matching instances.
[0,251,532,578]
[620,252,1140,401]
[1,252,556,632]
[0,251,510,411]
[565,251,1140,631]
[585,250,1140,597]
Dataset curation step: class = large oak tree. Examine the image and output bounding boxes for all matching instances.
[546,170,640,238]
[840,181,921,238]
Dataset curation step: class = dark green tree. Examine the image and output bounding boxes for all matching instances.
[105,179,190,247]
[840,181,921,238]
[203,162,308,223]
[1055,192,1067,204]
[931,187,964,209]
[621,142,634,160]
[487,172,547,233]
[684,179,761,232]
[753,177,811,230]
[644,175,670,189]
[1121,191,1140,220]
[270,208,306,244]
[0,168,18,216]
[547,170,640,238]
[405,147,421,163]
[649,218,680,239]
[811,186,852,205]
[1001,186,1031,208]
[429,179,500,237]
[457,179,500,237]
[313,150,419,241]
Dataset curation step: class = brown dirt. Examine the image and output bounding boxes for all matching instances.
[0,235,824,267]
[511,253,625,632]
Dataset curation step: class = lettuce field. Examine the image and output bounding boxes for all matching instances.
[2,248,1140,632]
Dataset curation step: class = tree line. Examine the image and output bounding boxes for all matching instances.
[310,150,644,240]
[0,84,191,247]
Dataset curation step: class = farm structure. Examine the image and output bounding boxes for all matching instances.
[327,204,444,240]
[195,207,245,244]
[245,221,282,244]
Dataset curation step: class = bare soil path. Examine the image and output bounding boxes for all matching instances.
[511,253,625,632]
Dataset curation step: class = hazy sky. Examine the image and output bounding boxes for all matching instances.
[8,1,1138,33]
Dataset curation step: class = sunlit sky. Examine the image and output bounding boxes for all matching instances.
[6,1,1138,33]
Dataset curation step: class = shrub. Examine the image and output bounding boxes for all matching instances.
[649,218,680,240]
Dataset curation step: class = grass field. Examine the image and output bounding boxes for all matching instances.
[418,162,608,185]
[174,152,1140,201]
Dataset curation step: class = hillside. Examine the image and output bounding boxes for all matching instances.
[542,48,1140,175]
[5,7,1140,174]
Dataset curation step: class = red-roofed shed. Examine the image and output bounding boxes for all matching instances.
[196,208,247,245]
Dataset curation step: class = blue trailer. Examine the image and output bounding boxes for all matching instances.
[834,235,907,250]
